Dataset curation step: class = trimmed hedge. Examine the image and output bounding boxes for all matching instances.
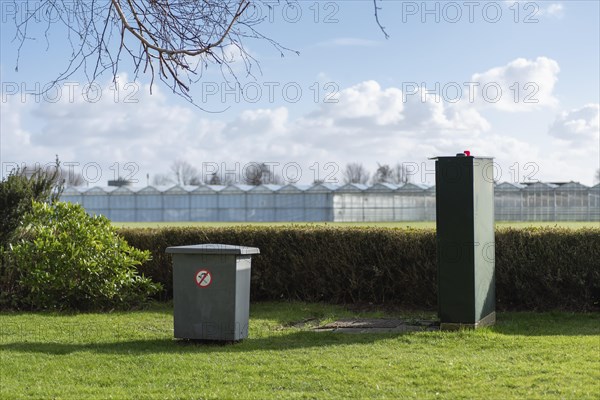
[119,226,600,311]
[495,227,600,311]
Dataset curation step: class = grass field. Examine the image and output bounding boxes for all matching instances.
[113,221,599,229]
[1,302,599,399]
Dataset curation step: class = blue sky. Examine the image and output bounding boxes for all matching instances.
[1,1,599,186]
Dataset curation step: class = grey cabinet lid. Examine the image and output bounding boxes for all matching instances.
[165,244,260,255]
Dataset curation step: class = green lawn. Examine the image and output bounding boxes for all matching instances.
[113,221,599,229]
[1,302,598,399]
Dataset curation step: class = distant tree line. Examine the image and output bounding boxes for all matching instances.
[152,160,284,186]
[342,162,413,185]
[151,160,414,186]
[12,162,600,188]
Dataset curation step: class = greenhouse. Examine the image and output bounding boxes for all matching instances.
[59,182,600,222]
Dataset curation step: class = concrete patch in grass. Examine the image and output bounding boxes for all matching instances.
[314,318,439,333]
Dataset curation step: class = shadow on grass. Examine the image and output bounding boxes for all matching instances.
[2,312,599,356]
[0,330,399,355]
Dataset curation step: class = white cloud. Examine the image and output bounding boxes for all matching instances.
[306,80,489,134]
[548,104,600,142]
[471,57,560,112]
[544,3,565,18]
[1,74,596,186]
[227,107,289,135]
[0,75,226,182]
[1,96,35,158]
[505,103,599,184]
[503,1,564,19]
[36,87,190,144]
[309,81,404,125]
[0,77,499,185]
[542,143,598,184]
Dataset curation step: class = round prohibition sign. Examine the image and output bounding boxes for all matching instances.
[194,269,212,288]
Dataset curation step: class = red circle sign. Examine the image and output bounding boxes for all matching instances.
[194,269,212,288]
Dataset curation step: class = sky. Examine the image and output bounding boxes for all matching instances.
[1,0,599,186]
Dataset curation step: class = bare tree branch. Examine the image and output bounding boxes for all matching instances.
[9,1,387,105]
[169,160,201,185]
[10,0,297,105]
[373,0,389,40]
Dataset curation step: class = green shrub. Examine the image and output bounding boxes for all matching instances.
[3,201,161,310]
[0,159,62,247]
[119,226,599,311]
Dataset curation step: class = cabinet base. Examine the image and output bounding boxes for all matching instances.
[439,311,496,331]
